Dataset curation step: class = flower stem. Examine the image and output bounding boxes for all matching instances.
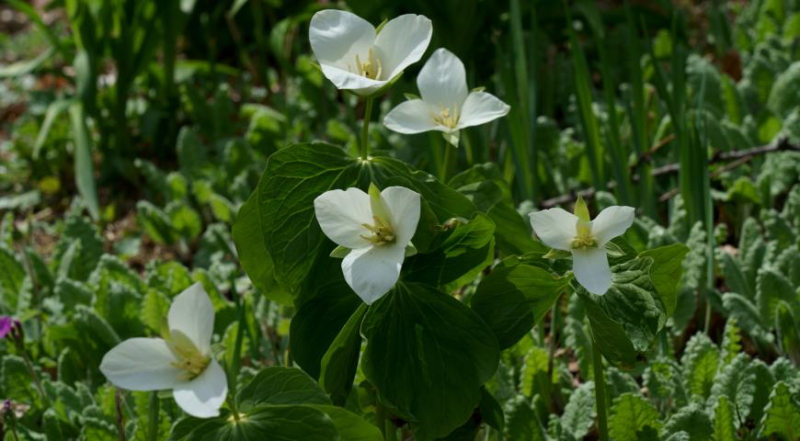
[591,331,609,441]
[226,394,241,423]
[147,391,159,441]
[115,390,127,441]
[440,142,454,182]
[360,97,374,160]
[19,348,49,407]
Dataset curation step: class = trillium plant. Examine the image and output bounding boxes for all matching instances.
[100,283,228,418]
[384,48,511,146]
[529,197,635,295]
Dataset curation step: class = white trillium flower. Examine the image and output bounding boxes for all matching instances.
[529,198,635,295]
[383,48,511,146]
[100,283,227,418]
[309,9,432,96]
[314,184,421,304]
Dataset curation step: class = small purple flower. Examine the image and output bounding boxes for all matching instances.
[0,317,13,339]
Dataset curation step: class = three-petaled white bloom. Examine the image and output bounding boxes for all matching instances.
[383,48,511,146]
[309,9,432,96]
[314,184,421,304]
[529,198,635,295]
[100,283,227,418]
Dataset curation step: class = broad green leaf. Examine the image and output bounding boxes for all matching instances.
[561,382,594,440]
[662,403,713,441]
[231,190,292,305]
[608,393,661,441]
[639,243,689,316]
[767,61,800,119]
[471,264,570,349]
[479,388,505,432]
[361,282,499,440]
[760,381,800,440]
[579,290,639,369]
[590,257,666,352]
[405,213,495,291]
[290,279,361,379]
[236,367,331,409]
[320,304,367,405]
[305,405,383,441]
[171,405,340,441]
[713,396,736,441]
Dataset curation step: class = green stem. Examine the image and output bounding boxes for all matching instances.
[360,97,375,160]
[226,394,240,422]
[230,281,246,386]
[19,348,49,407]
[440,141,454,182]
[147,391,159,441]
[591,332,609,441]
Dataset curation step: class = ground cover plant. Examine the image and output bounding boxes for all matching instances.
[0,0,799,439]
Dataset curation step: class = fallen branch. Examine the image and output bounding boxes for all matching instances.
[540,137,799,208]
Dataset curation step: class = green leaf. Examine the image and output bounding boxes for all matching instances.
[172,405,339,441]
[68,102,99,220]
[320,304,367,405]
[404,213,495,291]
[720,319,742,365]
[471,264,570,349]
[503,394,546,441]
[748,359,775,425]
[713,396,736,441]
[140,289,170,333]
[361,282,499,440]
[720,252,753,300]
[708,353,755,424]
[639,243,689,316]
[579,290,639,369]
[304,405,383,441]
[608,393,661,441]
[760,381,800,440]
[137,201,177,245]
[0,246,25,312]
[662,403,713,441]
[166,202,203,241]
[290,279,361,379]
[767,61,800,119]
[479,388,505,432]
[757,269,799,325]
[561,382,595,440]
[236,367,331,409]
[589,257,667,352]
[681,333,720,400]
[520,346,549,398]
[231,190,292,306]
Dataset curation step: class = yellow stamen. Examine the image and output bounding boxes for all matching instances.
[355,48,382,80]
[432,103,459,129]
[570,219,597,250]
[168,331,210,381]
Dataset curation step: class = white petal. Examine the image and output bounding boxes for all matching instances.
[383,100,443,134]
[318,64,388,95]
[456,92,511,129]
[342,245,405,305]
[417,48,469,110]
[314,188,374,249]
[591,206,635,246]
[100,338,182,391]
[309,10,375,71]
[168,283,214,355]
[373,14,432,80]
[381,186,421,246]
[529,208,578,251]
[173,359,227,418]
[572,248,612,295]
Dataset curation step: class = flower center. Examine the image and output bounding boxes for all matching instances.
[168,331,210,381]
[432,103,459,129]
[355,48,382,80]
[570,220,597,250]
[361,215,396,246]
